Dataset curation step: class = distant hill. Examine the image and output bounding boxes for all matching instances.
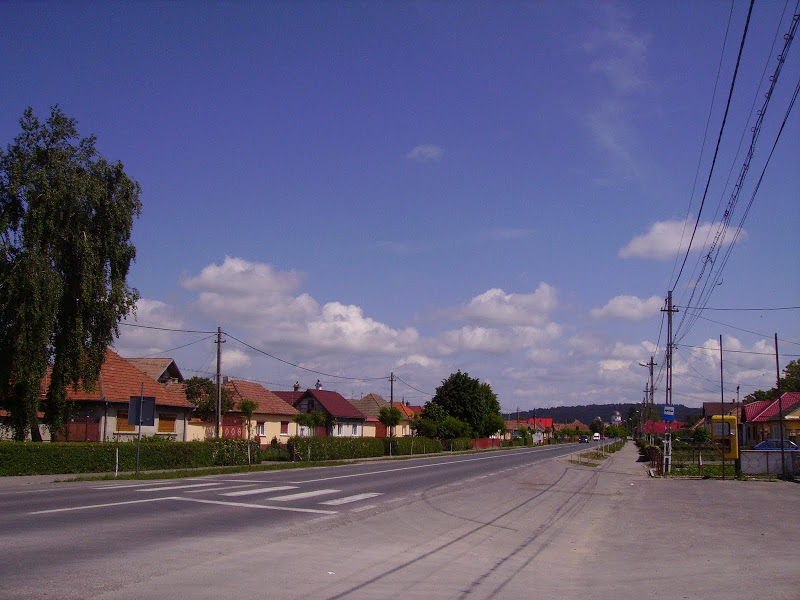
[503,403,701,425]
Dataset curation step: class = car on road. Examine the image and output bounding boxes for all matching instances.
[592,432,601,442]
[579,435,589,443]
[752,439,800,450]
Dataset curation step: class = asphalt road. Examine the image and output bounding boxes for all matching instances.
[1,442,798,599]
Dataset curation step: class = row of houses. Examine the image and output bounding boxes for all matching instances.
[0,348,425,445]
[639,395,800,446]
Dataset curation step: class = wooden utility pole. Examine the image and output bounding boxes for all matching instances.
[216,327,223,439]
[662,291,678,474]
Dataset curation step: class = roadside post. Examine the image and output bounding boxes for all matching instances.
[129,383,156,476]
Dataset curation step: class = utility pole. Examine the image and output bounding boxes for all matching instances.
[775,334,786,479]
[390,372,394,439]
[661,291,678,474]
[719,335,725,480]
[215,327,224,439]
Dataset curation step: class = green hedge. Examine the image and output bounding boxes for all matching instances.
[288,436,446,461]
[0,439,261,476]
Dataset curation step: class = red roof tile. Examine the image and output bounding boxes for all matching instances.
[296,389,366,420]
[56,348,193,408]
[225,380,299,417]
[744,393,800,422]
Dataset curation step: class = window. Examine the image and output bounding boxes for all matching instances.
[351,423,358,436]
[337,423,344,436]
[157,414,176,433]
[280,421,289,435]
[256,422,265,437]
[116,410,135,432]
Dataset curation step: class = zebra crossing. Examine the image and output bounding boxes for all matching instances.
[90,479,385,513]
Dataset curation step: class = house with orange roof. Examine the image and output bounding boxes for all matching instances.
[223,378,299,446]
[350,393,415,437]
[1,348,196,442]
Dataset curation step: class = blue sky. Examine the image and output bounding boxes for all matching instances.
[2,1,798,411]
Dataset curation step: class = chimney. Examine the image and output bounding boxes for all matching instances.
[293,381,300,392]
[315,379,322,390]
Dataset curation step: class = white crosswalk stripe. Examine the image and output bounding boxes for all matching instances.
[135,482,223,492]
[319,493,382,506]
[221,486,298,497]
[266,489,340,501]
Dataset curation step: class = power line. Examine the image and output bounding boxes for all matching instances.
[676,343,800,357]
[678,305,800,311]
[223,332,389,382]
[393,375,434,398]
[671,0,756,293]
[120,321,217,334]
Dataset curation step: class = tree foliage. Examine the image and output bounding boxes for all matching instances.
[378,406,402,436]
[431,371,501,438]
[0,106,142,440]
[293,410,326,436]
[184,376,234,422]
[743,360,800,403]
[237,398,258,440]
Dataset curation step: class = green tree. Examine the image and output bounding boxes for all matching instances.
[692,426,711,445]
[431,371,501,438]
[237,398,258,440]
[589,418,604,434]
[743,360,800,403]
[184,376,234,423]
[378,406,402,437]
[293,410,326,436]
[439,415,471,439]
[0,106,141,440]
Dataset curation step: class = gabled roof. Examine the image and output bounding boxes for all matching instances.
[225,380,298,417]
[350,393,390,419]
[396,403,416,419]
[744,393,800,422]
[273,390,303,406]
[53,348,193,408]
[124,358,184,383]
[702,402,741,418]
[296,389,366,420]
[406,404,424,416]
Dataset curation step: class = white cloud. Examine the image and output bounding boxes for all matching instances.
[396,354,441,369]
[182,257,419,357]
[619,219,747,261]
[407,144,444,162]
[182,255,304,295]
[115,299,185,356]
[453,283,558,327]
[222,348,252,370]
[590,295,662,321]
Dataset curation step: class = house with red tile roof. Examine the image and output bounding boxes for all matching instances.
[743,393,800,446]
[292,388,366,437]
[223,379,299,446]
[1,348,195,442]
[125,358,184,384]
[349,393,415,438]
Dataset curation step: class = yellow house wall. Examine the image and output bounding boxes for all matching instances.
[252,416,297,445]
[362,423,377,438]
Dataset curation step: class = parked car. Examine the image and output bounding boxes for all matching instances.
[592,432,601,442]
[752,439,800,450]
[579,435,589,443]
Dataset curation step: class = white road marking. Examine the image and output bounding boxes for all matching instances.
[221,486,298,497]
[319,493,382,506]
[351,505,377,512]
[173,497,337,514]
[267,489,340,501]
[29,497,174,514]
[135,482,223,492]
[92,481,182,490]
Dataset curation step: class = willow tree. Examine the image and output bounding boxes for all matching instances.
[0,106,141,440]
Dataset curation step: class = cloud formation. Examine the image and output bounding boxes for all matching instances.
[618,219,746,260]
[590,295,663,321]
[452,283,559,327]
[407,144,444,162]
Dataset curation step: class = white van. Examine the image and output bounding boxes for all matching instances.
[592,432,601,441]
